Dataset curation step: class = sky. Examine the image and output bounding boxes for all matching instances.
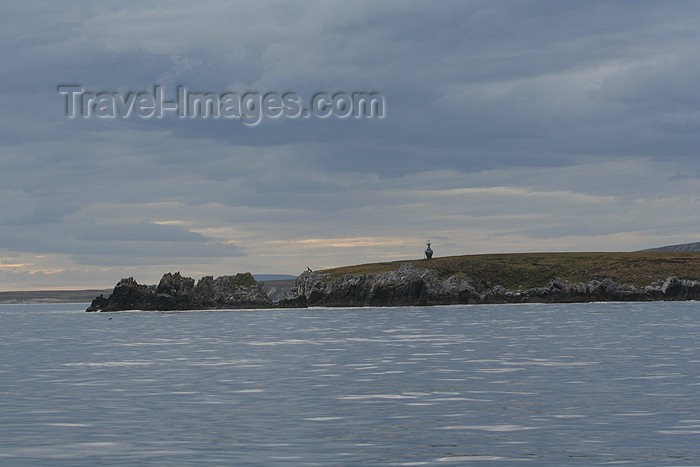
[1,1,699,290]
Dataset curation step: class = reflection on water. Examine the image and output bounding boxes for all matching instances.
[0,302,698,465]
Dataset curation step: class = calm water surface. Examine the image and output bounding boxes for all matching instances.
[1,302,699,465]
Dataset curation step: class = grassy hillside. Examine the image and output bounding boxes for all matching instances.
[319,252,700,291]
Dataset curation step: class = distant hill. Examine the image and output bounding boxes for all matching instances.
[638,242,700,252]
[0,289,112,304]
[253,274,297,281]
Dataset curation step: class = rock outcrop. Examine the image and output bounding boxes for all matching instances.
[481,277,651,304]
[277,264,700,307]
[86,272,270,311]
[87,265,700,311]
[659,276,700,300]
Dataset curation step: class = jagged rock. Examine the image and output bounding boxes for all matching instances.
[193,274,267,308]
[86,272,271,311]
[278,270,330,307]
[483,285,508,303]
[279,268,700,308]
[85,294,109,312]
[86,277,153,311]
[147,272,196,310]
[366,263,428,306]
[192,275,216,307]
[208,273,269,307]
[156,272,195,297]
[481,276,652,304]
[547,277,567,291]
[661,277,700,300]
[280,263,477,307]
[88,267,700,311]
[430,275,480,304]
[581,278,639,301]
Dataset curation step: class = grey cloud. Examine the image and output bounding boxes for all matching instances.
[0,221,244,260]
[75,221,208,242]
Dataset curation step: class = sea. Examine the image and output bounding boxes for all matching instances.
[1,301,698,465]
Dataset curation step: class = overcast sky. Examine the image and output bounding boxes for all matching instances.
[1,1,699,289]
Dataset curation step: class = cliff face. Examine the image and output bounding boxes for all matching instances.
[86,272,270,311]
[87,264,700,311]
[278,263,479,307]
[278,263,700,307]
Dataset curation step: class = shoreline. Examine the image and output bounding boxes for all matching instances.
[85,263,700,312]
[87,299,698,313]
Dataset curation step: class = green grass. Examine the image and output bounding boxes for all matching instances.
[318,252,700,291]
[232,272,257,287]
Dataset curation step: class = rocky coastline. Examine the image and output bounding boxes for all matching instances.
[86,263,700,312]
[86,272,270,312]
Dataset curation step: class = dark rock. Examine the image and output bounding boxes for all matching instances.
[280,269,700,308]
[156,272,195,297]
[146,272,196,310]
[585,278,645,301]
[88,267,700,311]
[483,285,508,303]
[547,277,567,291]
[86,272,271,311]
[281,263,476,307]
[429,275,480,304]
[85,294,109,312]
[205,273,269,308]
[193,275,216,307]
[86,277,153,312]
[661,277,700,300]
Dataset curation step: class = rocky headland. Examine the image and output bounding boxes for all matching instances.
[87,263,700,311]
[86,272,270,312]
[280,263,699,307]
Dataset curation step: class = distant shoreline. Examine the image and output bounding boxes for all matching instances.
[0,290,113,304]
